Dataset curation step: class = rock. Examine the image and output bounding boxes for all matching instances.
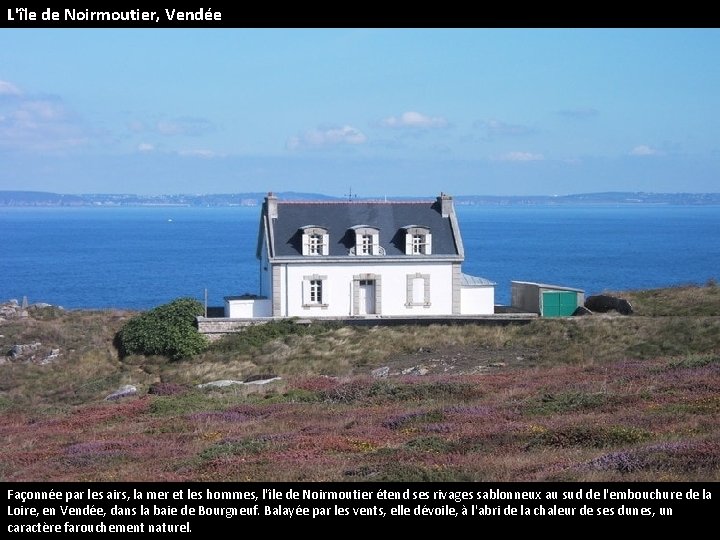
[0,299,61,321]
[105,385,137,401]
[197,379,245,388]
[9,342,42,359]
[585,294,633,315]
[371,366,389,378]
[41,349,61,364]
[244,373,277,383]
[401,366,429,376]
[572,306,594,316]
[244,377,281,385]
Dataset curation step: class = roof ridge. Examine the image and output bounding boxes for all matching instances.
[278,199,434,205]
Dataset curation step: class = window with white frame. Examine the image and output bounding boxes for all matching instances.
[360,234,372,255]
[350,226,381,256]
[308,234,323,255]
[303,274,328,308]
[309,279,322,303]
[300,226,329,256]
[412,234,426,254]
[404,226,432,255]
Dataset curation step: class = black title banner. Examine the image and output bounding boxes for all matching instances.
[2,482,717,534]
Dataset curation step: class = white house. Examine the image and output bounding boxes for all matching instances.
[224,192,495,319]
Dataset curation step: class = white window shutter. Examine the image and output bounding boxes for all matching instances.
[405,233,412,255]
[302,278,311,305]
[302,234,309,256]
[322,233,329,255]
[425,233,432,255]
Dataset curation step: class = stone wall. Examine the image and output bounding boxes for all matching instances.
[196,317,272,341]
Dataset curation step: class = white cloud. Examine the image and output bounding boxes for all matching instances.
[17,99,66,121]
[127,118,213,136]
[127,120,145,133]
[287,125,367,150]
[0,80,22,96]
[495,151,545,162]
[137,143,154,152]
[178,149,221,158]
[0,93,88,152]
[381,111,448,129]
[630,144,661,156]
[156,118,213,137]
[475,119,533,137]
[557,107,599,119]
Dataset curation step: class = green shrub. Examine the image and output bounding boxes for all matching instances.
[526,391,609,415]
[210,318,340,354]
[405,436,454,453]
[366,463,475,482]
[527,425,652,449]
[199,439,269,461]
[115,297,208,360]
[148,392,234,416]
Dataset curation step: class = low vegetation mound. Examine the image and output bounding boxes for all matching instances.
[115,297,208,360]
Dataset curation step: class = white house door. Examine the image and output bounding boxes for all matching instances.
[358,280,376,315]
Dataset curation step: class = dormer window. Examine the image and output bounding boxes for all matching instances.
[360,234,372,255]
[404,226,432,255]
[349,225,382,256]
[300,226,329,256]
[309,234,323,255]
[412,234,425,254]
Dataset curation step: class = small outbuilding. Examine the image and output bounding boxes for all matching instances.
[224,294,272,318]
[510,281,585,317]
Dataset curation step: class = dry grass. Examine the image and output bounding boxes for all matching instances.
[1,283,719,481]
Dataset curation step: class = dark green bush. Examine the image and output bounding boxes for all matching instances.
[115,297,208,360]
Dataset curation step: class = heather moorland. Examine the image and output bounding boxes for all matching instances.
[1,283,718,482]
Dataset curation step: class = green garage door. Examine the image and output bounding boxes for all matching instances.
[542,291,577,317]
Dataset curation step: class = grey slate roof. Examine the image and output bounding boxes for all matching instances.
[460,273,496,287]
[511,281,584,293]
[269,200,460,257]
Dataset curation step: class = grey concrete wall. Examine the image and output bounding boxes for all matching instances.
[511,282,541,313]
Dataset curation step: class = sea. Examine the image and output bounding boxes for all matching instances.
[1,204,719,311]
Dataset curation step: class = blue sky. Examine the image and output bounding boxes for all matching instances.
[1,28,719,197]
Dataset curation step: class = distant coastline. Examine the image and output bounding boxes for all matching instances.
[1,190,720,207]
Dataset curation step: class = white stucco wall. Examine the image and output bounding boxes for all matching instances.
[460,286,495,315]
[272,261,457,317]
[225,297,272,318]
